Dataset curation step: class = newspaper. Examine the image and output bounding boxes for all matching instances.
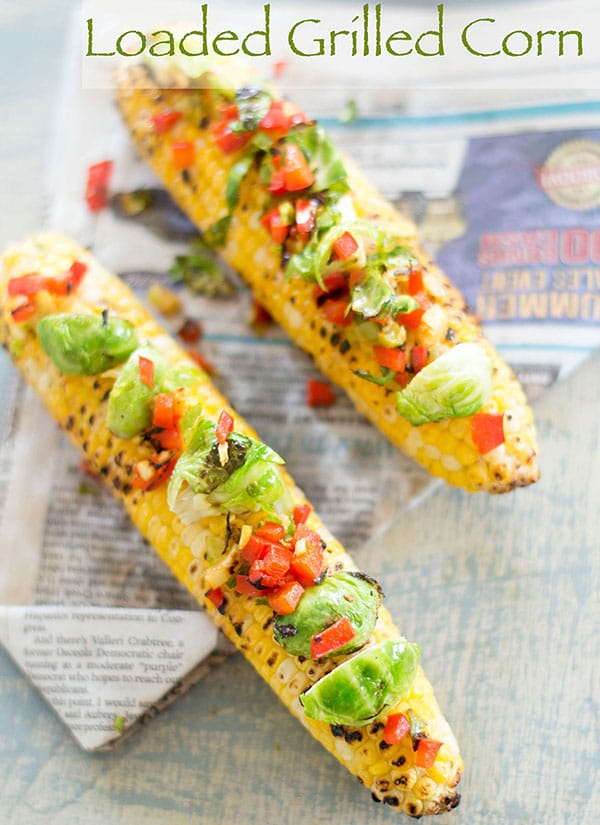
[2,0,600,750]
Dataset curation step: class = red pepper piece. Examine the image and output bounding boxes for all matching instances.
[240,534,269,564]
[152,393,175,430]
[85,160,113,212]
[178,318,202,344]
[471,412,505,454]
[382,713,411,745]
[290,526,324,586]
[255,521,286,542]
[408,267,424,295]
[11,302,37,323]
[216,409,234,445]
[235,575,264,598]
[256,544,293,581]
[293,504,311,526]
[250,298,272,325]
[46,260,88,296]
[313,271,348,300]
[259,100,291,134]
[396,371,411,389]
[282,143,314,191]
[267,168,286,194]
[348,269,364,292]
[415,739,442,768]
[206,588,224,611]
[320,297,351,326]
[272,60,288,79]
[211,120,251,154]
[138,355,155,389]
[398,291,431,331]
[171,141,195,169]
[261,208,289,243]
[306,379,336,408]
[151,109,182,135]
[373,346,407,373]
[268,580,304,615]
[310,617,355,659]
[332,232,359,261]
[295,199,317,235]
[411,346,428,374]
[8,274,48,297]
[153,426,182,452]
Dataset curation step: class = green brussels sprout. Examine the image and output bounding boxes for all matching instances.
[37,313,138,375]
[106,346,170,439]
[273,572,381,658]
[396,342,493,425]
[300,638,420,726]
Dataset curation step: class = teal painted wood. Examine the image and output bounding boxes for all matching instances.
[0,3,599,823]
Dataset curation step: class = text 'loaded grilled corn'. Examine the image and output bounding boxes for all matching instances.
[115,60,539,494]
[1,234,461,816]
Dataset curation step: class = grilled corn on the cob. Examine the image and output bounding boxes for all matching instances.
[115,62,539,494]
[0,234,461,816]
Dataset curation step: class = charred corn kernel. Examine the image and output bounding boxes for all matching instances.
[148,282,182,316]
[1,234,461,817]
[116,63,539,494]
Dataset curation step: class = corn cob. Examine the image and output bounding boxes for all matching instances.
[115,63,539,494]
[0,234,461,816]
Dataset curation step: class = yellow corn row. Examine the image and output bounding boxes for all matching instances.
[115,64,539,494]
[0,234,461,816]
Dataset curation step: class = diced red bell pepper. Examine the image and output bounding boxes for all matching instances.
[268,580,304,615]
[282,143,314,191]
[382,713,411,745]
[320,297,351,326]
[261,208,289,244]
[171,141,195,169]
[313,271,348,300]
[259,100,291,134]
[290,530,324,586]
[235,575,264,597]
[332,232,359,261]
[293,504,311,526]
[396,371,411,389]
[216,409,234,445]
[11,301,37,323]
[272,60,288,79]
[206,587,224,611]
[220,103,239,121]
[240,534,269,565]
[471,412,505,454]
[153,426,182,452]
[8,273,48,297]
[178,318,202,344]
[295,199,317,235]
[415,738,442,768]
[310,617,356,659]
[397,291,432,331]
[250,298,272,325]
[85,160,113,212]
[373,346,407,372]
[408,267,424,295]
[46,260,88,296]
[138,355,155,389]
[306,379,336,408]
[151,109,182,135]
[251,544,292,583]
[267,168,286,195]
[255,521,286,542]
[348,269,364,292]
[411,346,428,374]
[153,393,176,430]
[247,561,280,590]
[211,120,251,154]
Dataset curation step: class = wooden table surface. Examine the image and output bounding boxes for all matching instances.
[1,3,598,824]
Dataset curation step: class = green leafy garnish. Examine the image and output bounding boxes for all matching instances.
[225,154,255,212]
[339,99,358,124]
[395,343,493,425]
[287,124,349,197]
[350,269,418,320]
[168,420,293,521]
[169,239,235,297]
[230,86,271,133]
[204,216,232,249]
[354,367,397,386]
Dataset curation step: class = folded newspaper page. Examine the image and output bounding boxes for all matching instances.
[2,0,600,750]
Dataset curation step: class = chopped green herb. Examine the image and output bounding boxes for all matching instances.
[169,239,235,297]
[112,715,126,734]
[339,100,358,124]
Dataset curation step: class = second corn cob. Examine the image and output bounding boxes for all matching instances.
[115,61,539,494]
[0,233,462,816]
